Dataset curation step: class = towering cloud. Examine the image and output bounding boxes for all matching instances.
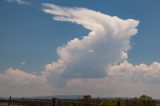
[42,4,160,98]
[43,3,139,78]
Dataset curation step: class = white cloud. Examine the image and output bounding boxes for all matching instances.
[107,61,160,83]
[21,61,26,65]
[0,68,53,97]
[63,61,160,98]
[6,0,28,5]
[43,3,139,79]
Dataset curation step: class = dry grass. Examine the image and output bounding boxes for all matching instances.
[0,103,7,106]
[0,103,23,106]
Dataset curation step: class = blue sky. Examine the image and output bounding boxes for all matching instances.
[0,0,160,98]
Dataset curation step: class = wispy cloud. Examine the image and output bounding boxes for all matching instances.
[21,61,26,65]
[5,0,28,5]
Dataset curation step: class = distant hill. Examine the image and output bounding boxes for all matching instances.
[28,95,84,99]
[52,95,84,99]
[0,97,5,99]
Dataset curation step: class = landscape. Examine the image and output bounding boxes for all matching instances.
[0,0,160,106]
[0,95,160,106]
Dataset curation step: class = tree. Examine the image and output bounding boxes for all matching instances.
[139,95,156,106]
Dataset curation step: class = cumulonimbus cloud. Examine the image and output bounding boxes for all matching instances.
[42,4,160,97]
[43,3,139,78]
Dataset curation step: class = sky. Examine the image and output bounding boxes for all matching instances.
[0,0,160,98]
